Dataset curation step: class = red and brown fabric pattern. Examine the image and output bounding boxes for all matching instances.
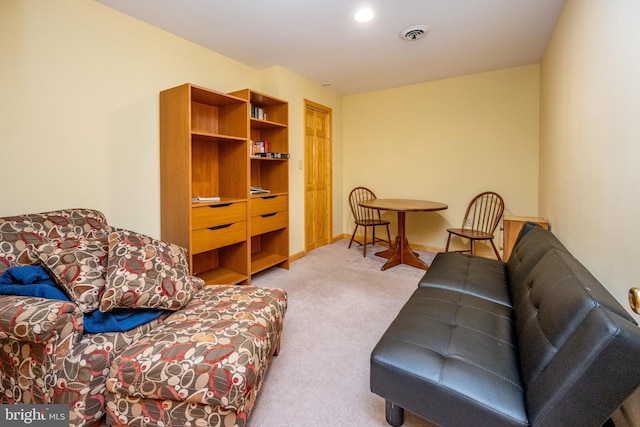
[106,285,287,427]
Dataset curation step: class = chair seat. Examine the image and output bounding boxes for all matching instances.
[356,219,390,227]
[447,228,494,240]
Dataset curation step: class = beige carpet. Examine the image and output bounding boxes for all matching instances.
[249,238,437,427]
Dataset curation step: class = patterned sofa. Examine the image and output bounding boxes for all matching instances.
[0,209,287,427]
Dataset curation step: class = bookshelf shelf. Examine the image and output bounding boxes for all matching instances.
[251,251,289,275]
[250,118,287,130]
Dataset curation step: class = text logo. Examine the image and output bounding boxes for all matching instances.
[0,405,68,426]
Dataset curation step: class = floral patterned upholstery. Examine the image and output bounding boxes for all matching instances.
[0,209,109,275]
[0,209,169,426]
[101,229,198,313]
[0,295,82,403]
[55,316,165,427]
[105,285,287,427]
[0,288,166,426]
[36,236,109,313]
[1,209,288,427]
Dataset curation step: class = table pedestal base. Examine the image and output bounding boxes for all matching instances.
[374,211,428,271]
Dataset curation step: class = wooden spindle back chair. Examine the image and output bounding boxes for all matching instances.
[348,187,392,256]
[445,191,504,260]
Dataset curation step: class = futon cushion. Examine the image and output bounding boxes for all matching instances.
[418,252,510,307]
[371,286,526,426]
[507,223,569,299]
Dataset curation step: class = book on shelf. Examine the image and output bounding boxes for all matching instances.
[250,104,267,121]
[250,140,269,155]
[250,186,270,194]
[252,152,290,159]
[192,196,221,202]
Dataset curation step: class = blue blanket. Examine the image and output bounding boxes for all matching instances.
[0,266,164,333]
[0,265,68,300]
[83,308,163,334]
[0,265,55,285]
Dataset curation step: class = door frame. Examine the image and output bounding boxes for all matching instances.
[304,99,333,251]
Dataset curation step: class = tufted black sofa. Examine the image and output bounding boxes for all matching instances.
[370,223,640,426]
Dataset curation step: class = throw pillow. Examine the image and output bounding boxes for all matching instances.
[100,229,196,312]
[36,237,108,313]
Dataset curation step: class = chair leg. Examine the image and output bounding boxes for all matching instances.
[490,239,502,261]
[363,226,368,257]
[445,233,452,252]
[372,227,376,247]
[349,225,359,249]
[470,240,475,256]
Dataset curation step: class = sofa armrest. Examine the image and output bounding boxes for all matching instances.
[0,295,82,343]
[0,295,83,403]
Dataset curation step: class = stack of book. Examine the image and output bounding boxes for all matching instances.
[252,152,290,159]
[251,140,269,155]
[250,104,267,121]
[250,186,270,194]
[192,196,220,202]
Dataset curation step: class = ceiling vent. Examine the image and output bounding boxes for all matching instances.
[399,25,429,41]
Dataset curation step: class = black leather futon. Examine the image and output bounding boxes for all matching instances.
[370,223,640,426]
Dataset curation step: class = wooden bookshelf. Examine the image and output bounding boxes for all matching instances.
[161,84,289,285]
[160,84,250,285]
[231,89,290,274]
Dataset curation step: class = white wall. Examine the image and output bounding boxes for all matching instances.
[343,65,541,253]
[539,0,640,319]
[0,1,342,257]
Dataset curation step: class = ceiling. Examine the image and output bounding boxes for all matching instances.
[96,0,566,95]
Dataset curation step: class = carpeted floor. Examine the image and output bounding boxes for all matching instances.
[249,238,437,427]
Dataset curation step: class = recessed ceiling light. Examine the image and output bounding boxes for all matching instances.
[354,8,374,22]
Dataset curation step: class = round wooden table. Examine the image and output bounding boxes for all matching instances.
[358,199,448,270]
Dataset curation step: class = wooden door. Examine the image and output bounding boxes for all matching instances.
[304,101,332,252]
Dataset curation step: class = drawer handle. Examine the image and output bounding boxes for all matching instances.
[208,223,232,230]
[261,195,277,200]
[261,212,277,218]
[209,203,232,208]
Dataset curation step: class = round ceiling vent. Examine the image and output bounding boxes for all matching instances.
[399,25,430,41]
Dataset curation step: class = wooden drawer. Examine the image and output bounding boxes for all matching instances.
[251,211,288,236]
[192,202,246,230]
[251,195,287,217]
[192,221,246,254]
